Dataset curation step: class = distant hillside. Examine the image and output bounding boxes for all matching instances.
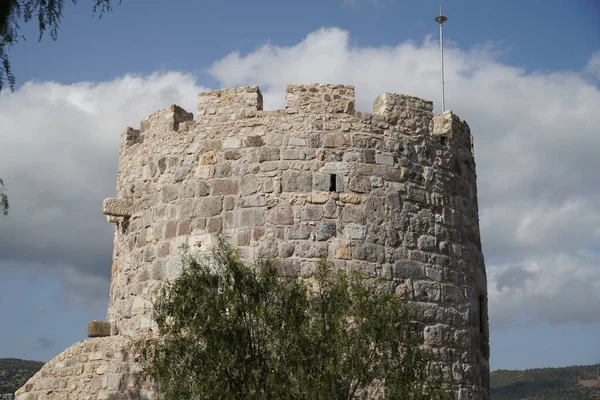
[0,358,44,395]
[491,363,600,400]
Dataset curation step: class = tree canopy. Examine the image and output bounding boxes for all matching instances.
[136,237,448,399]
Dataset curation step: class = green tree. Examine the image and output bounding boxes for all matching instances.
[0,178,8,215]
[0,0,118,92]
[136,237,448,399]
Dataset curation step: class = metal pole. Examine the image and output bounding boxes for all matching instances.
[435,6,448,112]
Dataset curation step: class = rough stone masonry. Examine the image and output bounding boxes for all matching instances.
[17,84,490,399]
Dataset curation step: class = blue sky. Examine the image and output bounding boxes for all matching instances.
[1,0,599,372]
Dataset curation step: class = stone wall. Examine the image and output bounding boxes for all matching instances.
[18,84,489,400]
[16,337,156,399]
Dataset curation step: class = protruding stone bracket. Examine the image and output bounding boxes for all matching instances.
[87,320,112,337]
[103,198,133,218]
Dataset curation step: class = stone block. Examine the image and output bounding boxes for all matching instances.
[211,179,239,196]
[330,240,351,259]
[323,133,350,148]
[413,281,441,302]
[343,223,366,240]
[339,193,361,204]
[418,235,436,251]
[244,135,265,147]
[240,194,266,208]
[87,320,111,337]
[198,197,223,217]
[348,176,371,194]
[240,174,260,195]
[173,167,191,182]
[310,190,330,204]
[301,206,324,221]
[223,137,242,148]
[319,162,350,175]
[281,149,316,160]
[197,181,210,196]
[287,225,313,240]
[102,198,133,217]
[282,170,313,192]
[258,147,280,162]
[423,324,444,346]
[315,222,336,241]
[288,137,307,146]
[295,242,329,258]
[393,260,425,279]
[268,206,294,226]
[375,154,395,165]
[161,185,180,203]
[352,243,385,263]
[341,207,364,224]
[313,173,332,191]
[279,243,295,258]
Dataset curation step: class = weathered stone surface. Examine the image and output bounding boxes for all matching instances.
[268,206,294,226]
[102,198,133,217]
[198,197,223,217]
[315,222,336,241]
[281,170,312,192]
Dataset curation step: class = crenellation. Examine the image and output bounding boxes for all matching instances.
[197,86,263,122]
[285,84,356,115]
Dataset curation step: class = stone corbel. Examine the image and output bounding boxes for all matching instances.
[102,198,133,222]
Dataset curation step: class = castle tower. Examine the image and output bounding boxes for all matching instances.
[18,84,490,399]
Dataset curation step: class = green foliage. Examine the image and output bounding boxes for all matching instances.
[0,358,44,394]
[0,0,119,92]
[0,178,8,216]
[136,237,448,399]
[491,364,600,400]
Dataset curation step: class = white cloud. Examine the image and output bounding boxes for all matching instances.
[0,72,207,306]
[208,27,600,326]
[489,251,600,328]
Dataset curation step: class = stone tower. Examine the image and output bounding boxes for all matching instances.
[17,84,490,399]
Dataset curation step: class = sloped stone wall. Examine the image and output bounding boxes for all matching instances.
[16,336,156,399]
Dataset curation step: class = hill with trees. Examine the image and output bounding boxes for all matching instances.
[0,358,44,394]
[491,363,600,399]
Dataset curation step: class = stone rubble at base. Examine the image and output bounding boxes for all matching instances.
[17,84,490,400]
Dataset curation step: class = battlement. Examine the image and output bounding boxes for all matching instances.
[284,84,355,115]
[198,85,263,120]
[195,84,436,123]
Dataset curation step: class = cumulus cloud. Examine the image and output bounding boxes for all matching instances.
[208,27,600,326]
[0,72,207,307]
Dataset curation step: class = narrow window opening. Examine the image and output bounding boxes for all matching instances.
[478,295,486,335]
[441,136,448,145]
[329,174,337,192]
